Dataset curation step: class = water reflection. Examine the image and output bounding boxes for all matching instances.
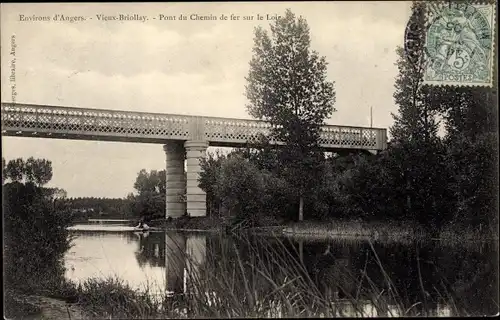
[65,226,498,317]
[185,235,207,295]
[65,230,166,293]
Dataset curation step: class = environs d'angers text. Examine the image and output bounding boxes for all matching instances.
[18,13,284,23]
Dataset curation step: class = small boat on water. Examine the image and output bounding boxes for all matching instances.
[134,221,151,231]
[68,223,158,232]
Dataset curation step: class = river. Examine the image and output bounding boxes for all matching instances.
[65,223,498,317]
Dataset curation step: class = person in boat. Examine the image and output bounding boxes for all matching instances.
[135,218,150,230]
[135,218,143,228]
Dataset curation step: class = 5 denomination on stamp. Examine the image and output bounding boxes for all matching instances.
[423,2,496,87]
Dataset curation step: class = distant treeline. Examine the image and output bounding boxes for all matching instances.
[60,169,170,221]
[59,197,134,220]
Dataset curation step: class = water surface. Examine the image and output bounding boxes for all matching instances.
[64,223,498,317]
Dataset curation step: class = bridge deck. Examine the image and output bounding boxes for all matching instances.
[1,103,387,151]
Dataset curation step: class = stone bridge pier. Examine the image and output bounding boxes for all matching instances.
[163,140,209,218]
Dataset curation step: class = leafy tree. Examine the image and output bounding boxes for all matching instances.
[32,158,53,186]
[382,0,499,234]
[130,169,167,219]
[214,154,269,227]
[199,150,228,217]
[135,169,156,193]
[4,157,53,186]
[424,58,498,231]
[3,161,73,299]
[5,158,25,182]
[44,187,68,201]
[134,169,166,194]
[237,135,282,174]
[129,192,165,219]
[386,2,456,232]
[391,1,439,145]
[24,157,36,183]
[433,87,497,230]
[444,133,498,229]
[431,87,497,140]
[199,148,294,223]
[245,9,336,221]
[27,157,53,186]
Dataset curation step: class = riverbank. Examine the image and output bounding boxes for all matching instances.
[5,277,166,320]
[5,291,89,320]
[148,215,225,232]
[147,216,498,242]
[11,218,496,319]
[278,220,498,241]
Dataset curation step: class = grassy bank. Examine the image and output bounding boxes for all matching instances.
[71,277,172,319]
[4,275,91,320]
[279,220,498,242]
[279,220,425,241]
[147,216,498,242]
[148,215,224,232]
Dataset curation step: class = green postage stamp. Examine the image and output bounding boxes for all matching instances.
[424,1,496,86]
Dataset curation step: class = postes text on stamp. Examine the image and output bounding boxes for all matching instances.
[423,1,496,87]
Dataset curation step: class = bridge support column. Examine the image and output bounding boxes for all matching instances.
[163,142,186,219]
[184,140,209,217]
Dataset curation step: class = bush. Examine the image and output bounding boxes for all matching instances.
[3,181,74,293]
[75,277,161,318]
[214,155,268,227]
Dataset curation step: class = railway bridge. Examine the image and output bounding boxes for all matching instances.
[1,102,387,218]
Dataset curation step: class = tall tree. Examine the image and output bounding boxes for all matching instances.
[423,22,498,230]
[390,2,452,231]
[392,2,439,144]
[400,0,498,232]
[245,9,336,221]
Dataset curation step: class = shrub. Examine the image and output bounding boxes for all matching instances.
[214,155,268,227]
[3,181,73,293]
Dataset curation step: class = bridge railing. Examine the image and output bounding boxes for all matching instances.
[1,103,387,151]
[202,116,386,150]
[1,103,193,140]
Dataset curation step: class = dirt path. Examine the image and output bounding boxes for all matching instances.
[7,295,91,320]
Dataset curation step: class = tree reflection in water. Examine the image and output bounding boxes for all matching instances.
[132,231,498,317]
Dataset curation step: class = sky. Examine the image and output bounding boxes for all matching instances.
[1,1,413,198]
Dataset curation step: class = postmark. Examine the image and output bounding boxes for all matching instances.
[423,1,496,87]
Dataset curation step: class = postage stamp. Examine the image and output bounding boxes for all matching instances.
[423,1,496,87]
